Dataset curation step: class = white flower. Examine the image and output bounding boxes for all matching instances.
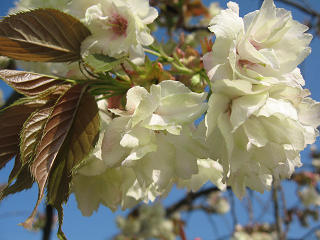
[72,100,155,214]
[299,186,320,207]
[116,204,176,240]
[177,158,226,192]
[203,0,312,86]
[80,0,158,58]
[205,79,320,197]
[73,164,156,215]
[73,99,160,213]
[207,192,230,214]
[101,80,208,192]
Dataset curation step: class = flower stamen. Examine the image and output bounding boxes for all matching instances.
[107,14,128,37]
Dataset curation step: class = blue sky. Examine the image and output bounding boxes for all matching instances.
[0,0,320,239]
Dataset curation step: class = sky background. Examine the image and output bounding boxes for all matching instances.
[0,0,320,239]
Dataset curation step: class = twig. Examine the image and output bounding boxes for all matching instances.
[182,25,210,33]
[229,190,238,233]
[42,205,54,240]
[272,185,285,240]
[166,186,223,217]
[247,190,254,225]
[279,185,289,237]
[254,192,272,222]
[275,0,320,18]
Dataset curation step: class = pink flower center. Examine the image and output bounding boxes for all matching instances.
[108,14,128,37]
[250,39,262,50]
[238,59,258,69]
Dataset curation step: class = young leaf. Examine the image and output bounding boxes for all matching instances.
[0,9,91,62]
[21,84,88,229]
[0,101,47,170]
[47,92,100,239]
[47,91,100,204]
[0,70,64,96]
[85,54,126,73]
[47,93,100,239]
[20,107,53,164]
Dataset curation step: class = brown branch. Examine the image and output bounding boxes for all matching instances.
[247,190,254,225]
[275,0,320,18]
[181,25,210,33]
[279,185,289,238]
[229,190,238,233]
[272,185,285,240]
[166,186,224,217]
[42,205,54,240]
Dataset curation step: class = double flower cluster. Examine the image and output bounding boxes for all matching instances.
[203,0,320,197]
[10,0,320,215]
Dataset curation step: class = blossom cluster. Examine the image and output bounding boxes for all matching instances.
[203,0,320,197]
[9,0,320,215]
[115,204,176,240]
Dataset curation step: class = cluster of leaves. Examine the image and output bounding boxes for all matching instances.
[0,9,100,239]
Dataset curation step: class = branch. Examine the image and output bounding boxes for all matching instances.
[275,0,320,18]
[279,185,289,237]
[166,186,225,217]
[229,190,238,233]
[272,185,285,240]
[181,25,210,33]
[42,205,54,240]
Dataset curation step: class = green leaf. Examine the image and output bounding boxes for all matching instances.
[85,54,126,73]
[0,69,64,96]
[0,9,91,62]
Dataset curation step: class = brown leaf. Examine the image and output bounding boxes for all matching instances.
[20,107,53,164]
[46,92,99,239]
[0,70,63,96]
[0,9,91,62]
[0,101,46,170]
[47,92,100,205]
[22,84,88,229]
